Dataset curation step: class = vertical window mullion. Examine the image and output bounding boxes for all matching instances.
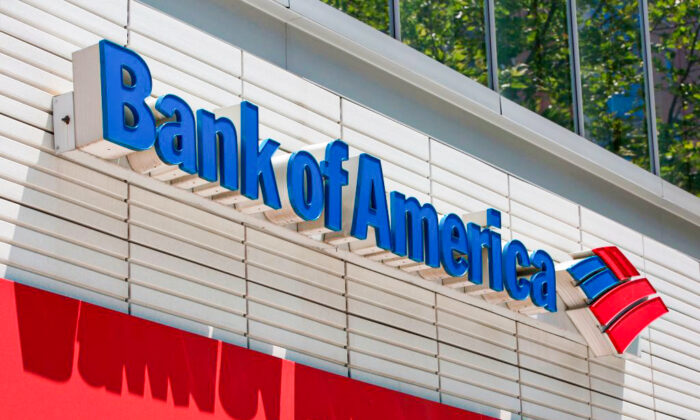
[485,0,499,91]
[639,0,661,174]
[567,0,585,137]
[389,0,401,40]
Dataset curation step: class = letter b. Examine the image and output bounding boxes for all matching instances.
[99,40,156,150]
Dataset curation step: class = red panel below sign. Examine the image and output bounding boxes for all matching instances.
[0,278,491,419]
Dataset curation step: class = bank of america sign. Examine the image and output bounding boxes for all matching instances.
[55,40,668,356]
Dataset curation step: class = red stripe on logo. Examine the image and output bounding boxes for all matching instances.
[590,278,657,326]
[606,297,668,353]
[593,247,640,280]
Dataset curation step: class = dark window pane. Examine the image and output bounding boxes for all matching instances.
[578,0,650,170]
[649,0,699,196]
[400,0,489,86]
[320,0,390,34]
[495,0,574,130]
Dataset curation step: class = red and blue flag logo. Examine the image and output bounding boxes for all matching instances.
[567,247,668,354]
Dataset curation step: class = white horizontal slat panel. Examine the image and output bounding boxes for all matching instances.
[130,225,244,277]
[589,361,653,395]
[129,205,244,260]
[258,105,334,149]
[0,197,127,258]
[248,282,344,327]
[248,320,346,365]
[128,32,239,94]
[348,316,437,355]
[248,298,345,346]
[0,242,126,299]
[441,359,519,396]
[249,339,348,377]
[519,353,588,388]
[590,391,655,419]
[129,186,244,240]
[509,176,580,227]
[510,215,580,253]
[589,377,654,410]
[131,263,245,314]
[351,369,439,402]
[348,298,436,339]
[247,229,344,276]
[437,295,516,333]
[580,231,645,271]
[580,208,644,256]
[349,332,437,372]
[343,127,429,177]
[431,182,504,216]
[518,323,587,358]
[130,244,245,296]
[521,400,588,420]
[130,283,246,334]
[431,166,508,211]
[441,394,522,420]
[520,384,591,418]
[643,236,699,281]
[141,55,241,104]
[349,351,438,390]
[0,178,127,238]
[0,156,126,219]
[0,219,126,278]
[131,304,247,347]
[66,0,127,26]
[0,12,77,60]
[0,136,127,199]
[509,200,580,241]
[440,377,521,413]
[129,1,241,76]
[437,326,517,365]
[342,100,429,160]
[243,82,340,139]
[0,91,52,132]
[347,280,434,323]
[23,0,125,43]
[520,370,590,405]
[650,341,700,371]
[651,355,700,387]
[0,71,53,112]
[0,50,71,94]
[243,52,340,122]
[246,265,344,311]
[347,264,434,305]
[438,309,516,350]
[646,260,700,300]
[655,398,700,420]
[430,140,508,195]
[0,113,54,152]
[439,342,519,381]
[246,246,344,294]
[2,263,127,313]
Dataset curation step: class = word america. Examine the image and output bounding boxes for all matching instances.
[78,40,557,312]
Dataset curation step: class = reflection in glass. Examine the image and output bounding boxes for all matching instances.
[649,0,699,196]
[578,0,649,170]
[400,0,489,86]
[495,0,574,130]
[320,0,391,34]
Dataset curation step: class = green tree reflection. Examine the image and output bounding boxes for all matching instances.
[400,0,489,86]
[650,0,699,196]
[320,0,390,33]
[496,0,574,130]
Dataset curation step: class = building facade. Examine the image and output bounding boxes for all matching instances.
[0,0,698,419]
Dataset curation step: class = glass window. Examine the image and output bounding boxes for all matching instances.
[400,0,489,86]
[578,0,650,170]
[320,0,391,34]
[649,0,699,196]
[495,0,574,130]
